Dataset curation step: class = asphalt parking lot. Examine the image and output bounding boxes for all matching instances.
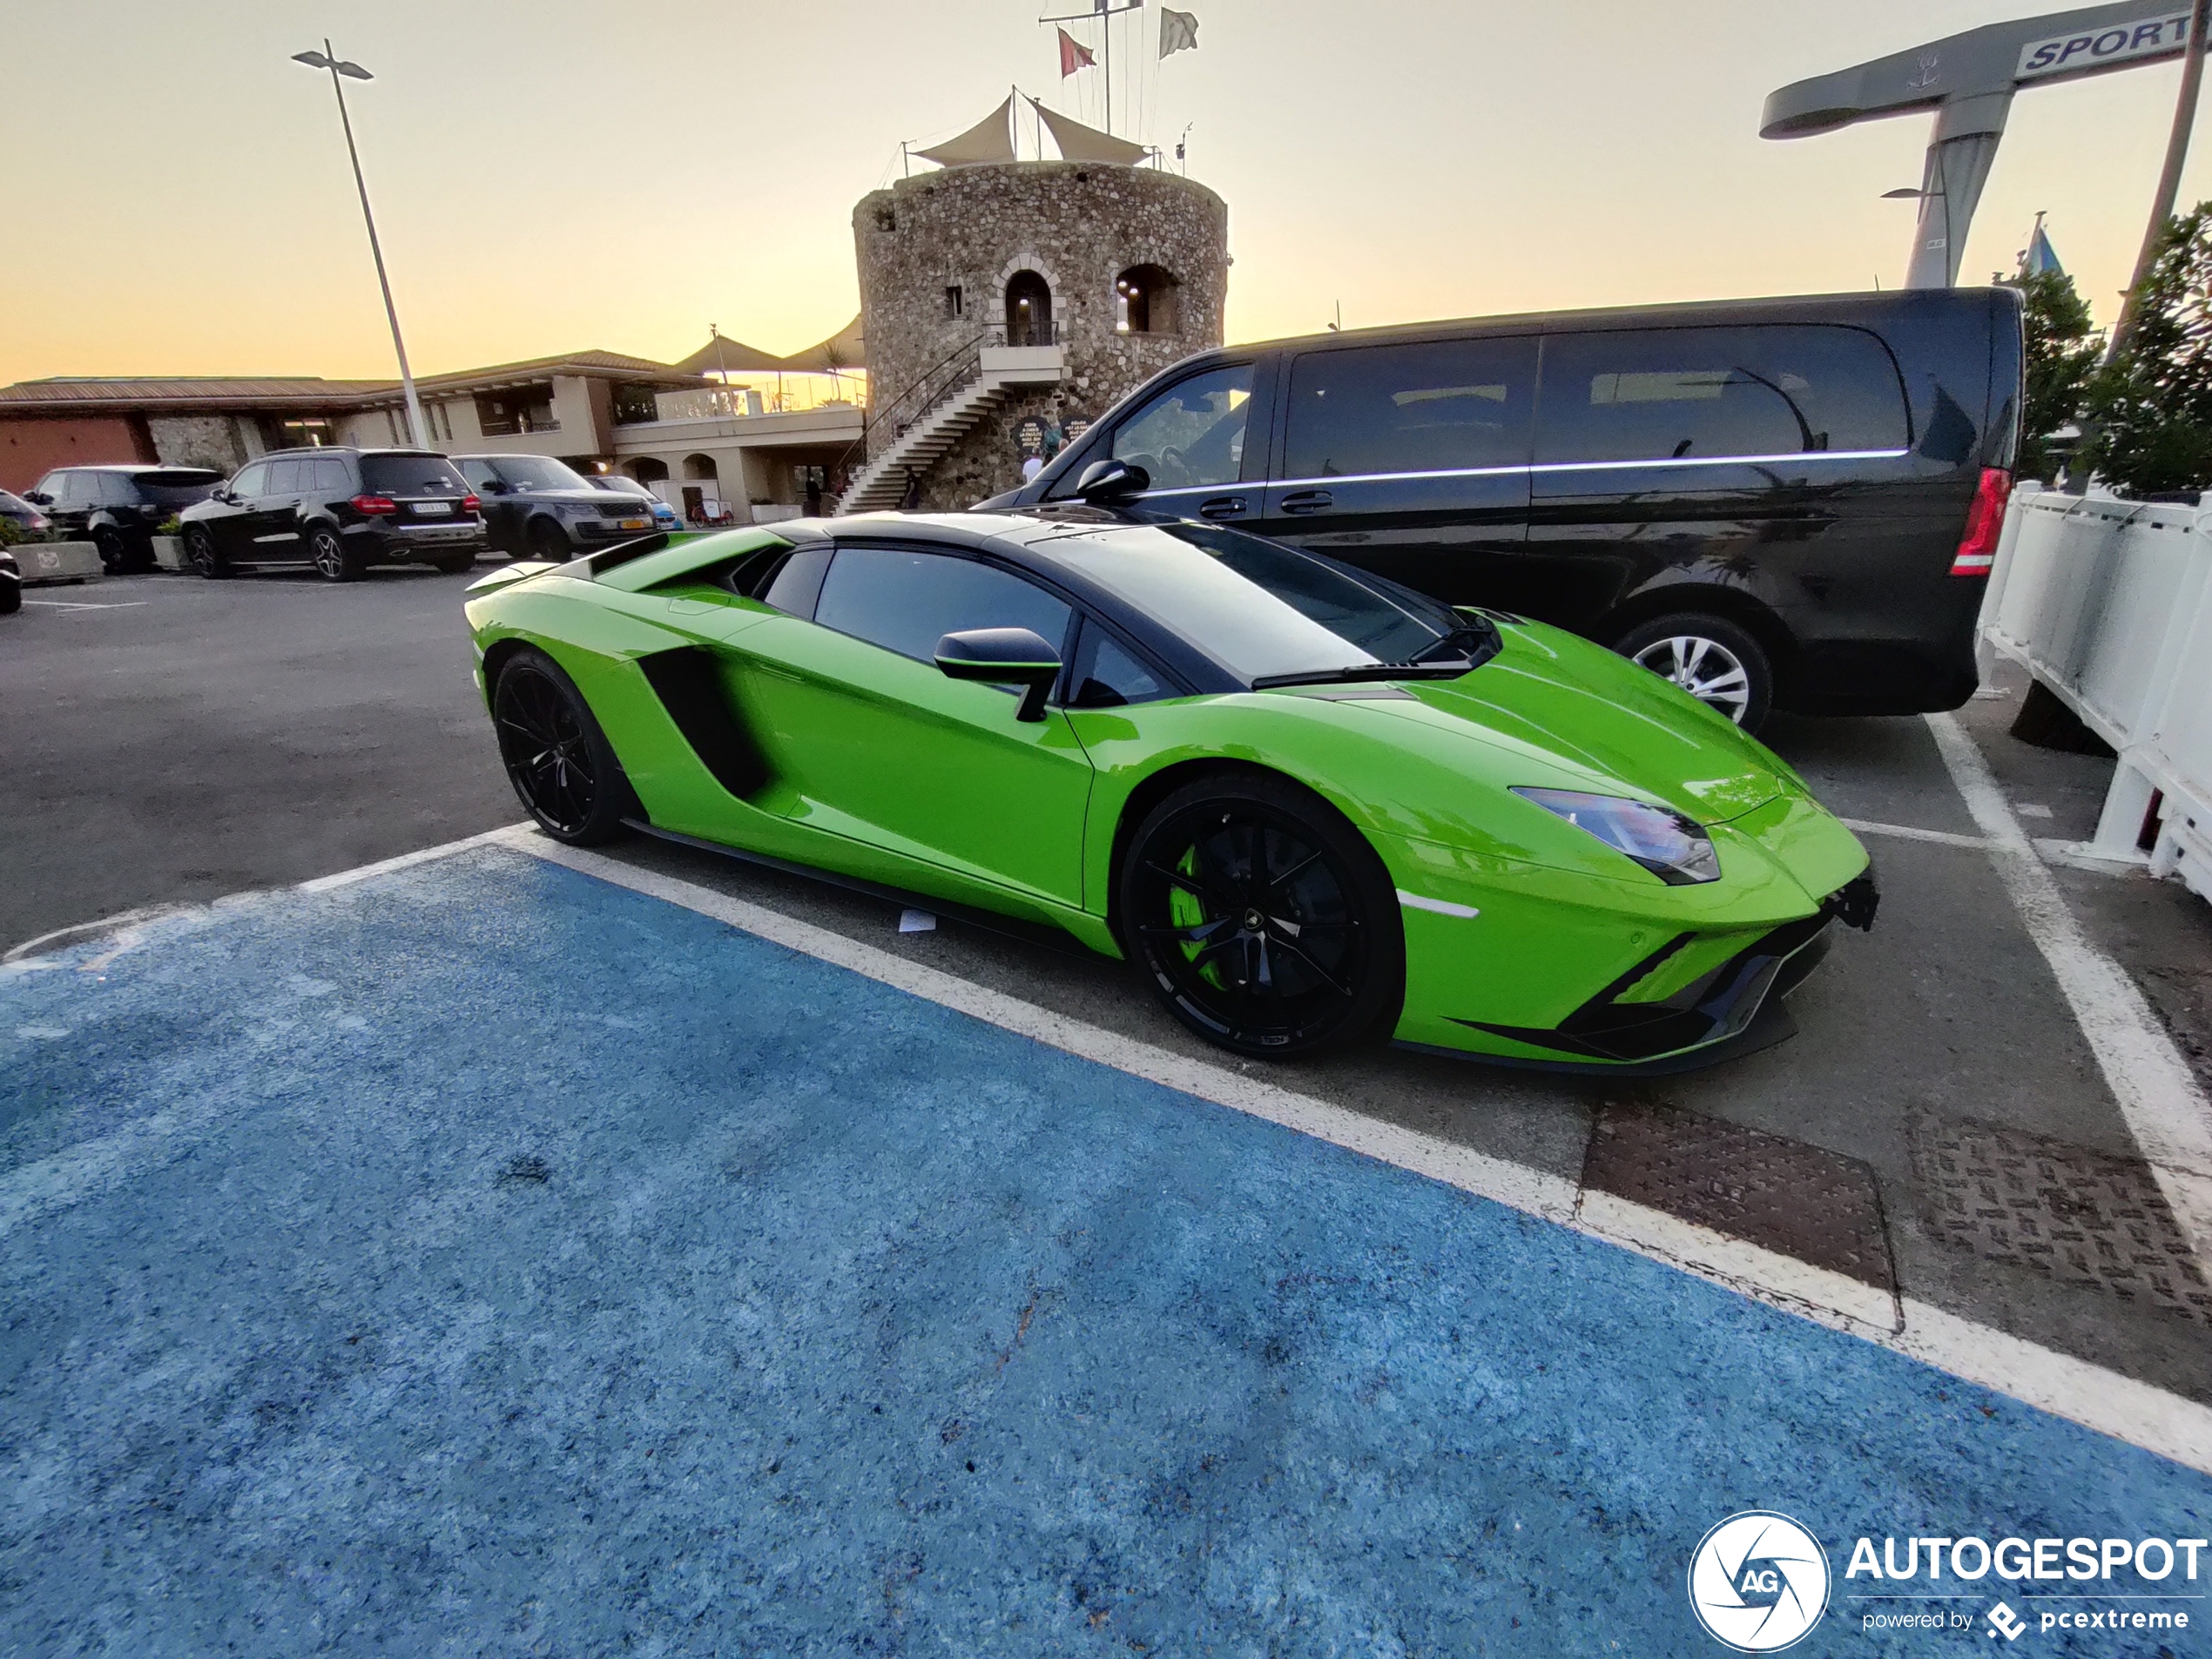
[7,567,2212,1649]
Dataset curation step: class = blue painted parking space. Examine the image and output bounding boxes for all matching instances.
[4,846,2209,1655]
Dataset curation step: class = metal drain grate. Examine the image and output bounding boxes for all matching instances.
[1911,1114,2212,1323]
[1583,1103,1897,1290]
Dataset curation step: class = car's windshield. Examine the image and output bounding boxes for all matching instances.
[493,456,590,492]
[591,476,653,496]
[1036,521,1487,686]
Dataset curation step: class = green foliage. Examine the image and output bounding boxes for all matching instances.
[2082,201,2212,496]
[2000,268,2101,482]
[0,515,22,548]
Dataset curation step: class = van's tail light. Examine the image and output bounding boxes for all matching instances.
[350,493,397,516]
[1949,468,2012,576]
[461,494,480,513]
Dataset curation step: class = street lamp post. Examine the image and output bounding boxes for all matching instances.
[293,39,427,448]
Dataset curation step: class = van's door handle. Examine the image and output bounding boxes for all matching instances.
[1197,496,1246,519]
[1278,489,1334,515]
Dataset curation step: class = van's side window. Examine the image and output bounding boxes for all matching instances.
[1049,364,1252,497]
[1282,336,1535,480]
[1534,326,1909,465]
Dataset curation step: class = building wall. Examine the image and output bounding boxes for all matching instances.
[0,416,157,492]
[145,415,259,473]
[852,161,1228,509]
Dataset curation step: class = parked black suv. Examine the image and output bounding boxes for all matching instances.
[22,465,224,572]
[452,455,661,561]
[984,288,2023,728]
[178,448,483,581]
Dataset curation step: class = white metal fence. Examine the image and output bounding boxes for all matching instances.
[1979,485,2212,903]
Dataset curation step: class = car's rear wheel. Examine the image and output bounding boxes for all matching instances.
[527,518,570,562]
[0,575,20,616]
[184,526,227,579]
[309,526,358,583]
[492,647,636,846]
[1119,772,1403,1059]
[1614,613,1773,732]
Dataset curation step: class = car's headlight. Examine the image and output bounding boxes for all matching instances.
[1511,788,1721,885]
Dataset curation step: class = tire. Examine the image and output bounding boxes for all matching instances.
[184,526,228,579]
[492,647,637,846]
[0,577,19,616]
[309,525,358,583]
[92,526,132,574]
[1118,770,1404,1059]
[432,550,477,576]
[527,518,570,562]
[1612,613,1773,732]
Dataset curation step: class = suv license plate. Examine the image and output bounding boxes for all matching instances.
[412,501,450,516]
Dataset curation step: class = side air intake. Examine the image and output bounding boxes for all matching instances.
[637,647,773,799]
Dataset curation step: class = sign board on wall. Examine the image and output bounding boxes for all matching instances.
[2017,10,2192,78]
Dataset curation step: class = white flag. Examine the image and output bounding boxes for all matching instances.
[1159,7,1198,58]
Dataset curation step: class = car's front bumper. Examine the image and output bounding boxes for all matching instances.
[1385,792,1872,1071]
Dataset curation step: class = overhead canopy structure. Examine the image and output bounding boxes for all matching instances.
[1762,3,2206,287]
[1028,97,1150,165]
[914,97,1017,167]
[674,317,865,378]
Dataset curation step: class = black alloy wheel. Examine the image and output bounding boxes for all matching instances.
[184,526,227,579]
[1120,772,1404,1059]
[492,647,636,846]
[527,518,570,563]
[309,526,356,583]
[0,576,19,616]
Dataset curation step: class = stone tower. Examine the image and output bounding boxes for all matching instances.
[846,161,1228,511]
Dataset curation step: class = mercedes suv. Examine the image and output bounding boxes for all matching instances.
[179,448,484,581]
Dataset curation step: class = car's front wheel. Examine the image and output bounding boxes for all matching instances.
[92,526,138,574]
[492,647,636,846]
[184,527,227,579]
[1614,613,1773,732]
[1119,771,1404,1059]
[527,518,570,562]
[0,575,19,616]
[309,526,358,583]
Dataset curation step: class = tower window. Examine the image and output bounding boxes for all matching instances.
[945,285,964,319]
[1115,265,1181,335]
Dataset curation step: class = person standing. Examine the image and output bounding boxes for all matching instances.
[804,469,823,517]
[899,469,921,511]
[1021,452,1044,484]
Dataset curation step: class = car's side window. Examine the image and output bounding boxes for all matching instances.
[265,459,304,494]
[29,472,62,503]
[1282,336,1536,481]
[1069,620,1172,708]
[98,473,137,506]
[230,463,270,499]
[455,459,497,493]
[1534,325,1911,465]
[814,545,1073,668]
[759,544,833,617]
[1048,364,1254,499]
[47,472,81,505]
[312,457,349,493]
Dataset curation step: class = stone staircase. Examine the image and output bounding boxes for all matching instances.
[835,344,1061,514]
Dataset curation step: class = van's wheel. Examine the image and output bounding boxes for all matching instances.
[1614,614,1772,732]
[185,527,227,579]
[309,526,358,583]
[92,526,131,573]
[527,519,570,562]
[492,647,637,846]
[1119,770,1404,1059]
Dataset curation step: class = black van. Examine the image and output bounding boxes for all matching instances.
[981,289,2023,728]
[179,448,484,581]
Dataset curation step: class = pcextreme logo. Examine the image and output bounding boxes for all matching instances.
[1688,1512,1832,1652]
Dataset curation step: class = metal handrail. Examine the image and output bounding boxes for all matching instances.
[833,320,1060,492]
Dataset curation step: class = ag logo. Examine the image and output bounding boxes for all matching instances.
[1688,1511,1831,1651]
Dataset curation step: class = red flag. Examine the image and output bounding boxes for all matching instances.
[1058,27,1096,77]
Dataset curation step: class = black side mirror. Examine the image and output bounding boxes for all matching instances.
[934,626,1062,721]
[22,491,49,506]
[1075,458,1149,505]
[481,479,509,496]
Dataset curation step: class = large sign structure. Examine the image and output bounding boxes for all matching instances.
[1762,5,2202,287]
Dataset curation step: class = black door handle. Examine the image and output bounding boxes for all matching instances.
[1197,496,1246,519]
[1279,489,1334,515]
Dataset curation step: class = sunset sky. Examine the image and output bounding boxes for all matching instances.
[3,0,2205,387]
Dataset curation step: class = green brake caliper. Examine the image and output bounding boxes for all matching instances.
[1170,844,1229,989]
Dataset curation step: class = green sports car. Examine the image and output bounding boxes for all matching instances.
[462,510,1876,1069]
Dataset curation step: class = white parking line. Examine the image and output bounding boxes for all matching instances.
[21,599,148,610]
[297,822,536,893]
[502,832,2212,1478]
[1840,816,1993,850]
[1924,711,2212,1273]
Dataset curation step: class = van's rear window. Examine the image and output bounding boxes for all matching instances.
[130,471,225,507]
[361,455,469,495]
[1534,325,1911,465]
